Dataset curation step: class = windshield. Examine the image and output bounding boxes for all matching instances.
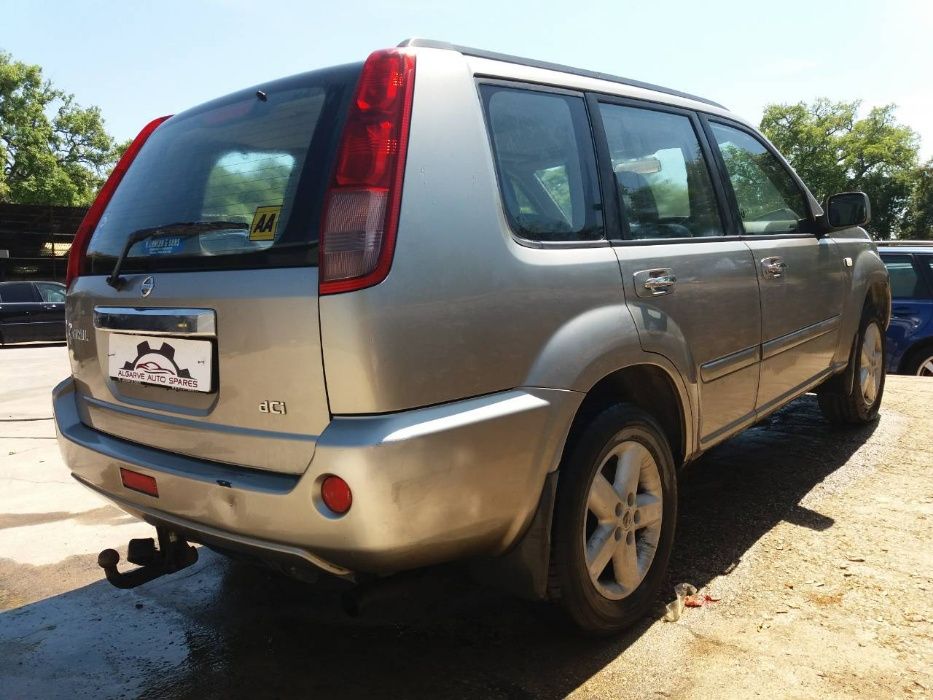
[87,63,361,275]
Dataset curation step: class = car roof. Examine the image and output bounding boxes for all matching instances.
[398,38,727,110]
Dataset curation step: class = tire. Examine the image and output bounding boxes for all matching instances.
[903,344,933,378]
[549,404,677,635]
[817,309,886,424]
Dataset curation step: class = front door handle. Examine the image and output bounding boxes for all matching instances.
[641,269,677,295]
[761,256,787,279]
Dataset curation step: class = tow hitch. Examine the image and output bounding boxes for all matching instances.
[97,527,198,589]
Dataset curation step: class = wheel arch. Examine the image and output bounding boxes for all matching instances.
[562,362,692,470]
[900,337,933,374]
[473,360,693,602]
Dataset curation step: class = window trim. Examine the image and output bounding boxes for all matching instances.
[589,93,739,245]
[700,115,819,239]
[476,79,609,249]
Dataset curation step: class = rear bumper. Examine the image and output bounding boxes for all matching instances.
[54,379,579,575]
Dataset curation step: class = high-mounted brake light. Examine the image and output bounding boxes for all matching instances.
[65,115,171,289]
[319,49,416,295]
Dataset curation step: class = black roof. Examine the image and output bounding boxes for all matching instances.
[397,38,725,109]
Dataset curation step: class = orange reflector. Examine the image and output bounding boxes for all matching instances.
[321,475,352,514]
[120,468,159,497]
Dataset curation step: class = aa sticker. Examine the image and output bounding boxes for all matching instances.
[249,205,281,241]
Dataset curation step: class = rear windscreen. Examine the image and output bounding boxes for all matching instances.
[87,63,361,275]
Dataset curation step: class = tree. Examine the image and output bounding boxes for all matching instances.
[760,99,920,239]
[902,159,933,240]
[0,51,121,206]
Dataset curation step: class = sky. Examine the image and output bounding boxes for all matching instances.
[3,0,932,159]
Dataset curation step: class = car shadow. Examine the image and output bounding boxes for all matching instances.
[0,395,878,699]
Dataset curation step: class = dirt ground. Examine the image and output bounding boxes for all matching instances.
[0,345,931,699]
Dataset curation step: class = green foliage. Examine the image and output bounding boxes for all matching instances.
[0,50,121,206]
[902,159,933,240]
[202,153,293,221]
[760,99,921,239]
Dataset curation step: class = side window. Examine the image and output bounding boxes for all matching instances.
[482,86,603,242]
[0,282,39,303]
[882,254,931,299]
[709,122,810,235]
[35,283,66,303]
[598,103,724,240]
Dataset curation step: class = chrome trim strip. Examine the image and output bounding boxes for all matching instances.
[700,345,759,383]
[761,315,840,361]
[94,306,216,337]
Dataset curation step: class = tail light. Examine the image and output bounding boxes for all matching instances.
[65,115,171,288]
[319,49,416,295]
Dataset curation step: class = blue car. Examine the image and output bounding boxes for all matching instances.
[879,246,933,376]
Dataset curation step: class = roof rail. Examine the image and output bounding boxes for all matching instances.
[397,38,726,110]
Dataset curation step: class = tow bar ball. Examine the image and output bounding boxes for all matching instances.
[97,528,198,589]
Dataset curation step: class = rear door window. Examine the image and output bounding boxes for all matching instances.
[0,282,39,302]
[86,64,360,275]
[481,85,604,242]
[598,103,724,239]
[882,254,932,299]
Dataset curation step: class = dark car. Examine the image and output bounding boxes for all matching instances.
[0,281,66,344]
[879,246,933,376]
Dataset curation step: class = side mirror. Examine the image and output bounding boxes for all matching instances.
[824,191,871,229]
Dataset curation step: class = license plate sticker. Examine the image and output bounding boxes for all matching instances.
[108,334,212,393]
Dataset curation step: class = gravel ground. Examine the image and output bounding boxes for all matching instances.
[0,345,931,699]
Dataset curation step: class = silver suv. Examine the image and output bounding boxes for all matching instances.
[54,40,890,633]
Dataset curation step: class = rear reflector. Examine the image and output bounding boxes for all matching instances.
[320,475,352,514]
[65,115,171,289]
[319,49,416,295]
[120,468,159,497]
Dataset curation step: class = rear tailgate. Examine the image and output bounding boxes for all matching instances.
[66,63,361,474]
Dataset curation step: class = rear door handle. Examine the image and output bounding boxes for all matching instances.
[761,256,787,279]
[635,268,676,296]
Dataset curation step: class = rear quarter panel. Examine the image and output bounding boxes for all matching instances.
[319,49,645,413]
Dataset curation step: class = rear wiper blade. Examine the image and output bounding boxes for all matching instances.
[106,221,247,289]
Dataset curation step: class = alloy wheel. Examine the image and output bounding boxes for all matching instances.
[916,354,933,378]
[583,440,663,600]
[859,322,884,405]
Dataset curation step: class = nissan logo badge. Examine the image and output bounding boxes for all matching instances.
[140,276,154,297]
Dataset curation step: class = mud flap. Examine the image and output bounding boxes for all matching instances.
[469,471,558,601]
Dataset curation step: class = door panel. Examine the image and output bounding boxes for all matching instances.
[706,120,845,409]
[745,236,845,408]
[595,101,761,445]
[0,282,42,343]
[34,282,67,340]
[617,241,762,443]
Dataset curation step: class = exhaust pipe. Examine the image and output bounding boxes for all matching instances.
[98,527,198,589]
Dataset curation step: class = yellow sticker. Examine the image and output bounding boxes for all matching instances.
[249,205,282,241]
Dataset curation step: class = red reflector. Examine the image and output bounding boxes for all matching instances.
[321,475,352,515]
[319,49,416,295]
[120,468,159,497]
